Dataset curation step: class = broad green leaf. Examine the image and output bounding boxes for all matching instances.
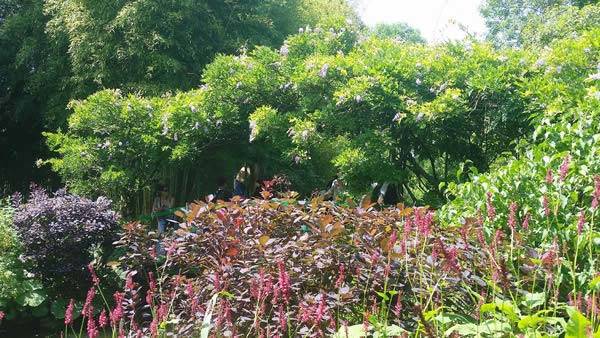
[565,308,591,338]
[518,315,544,330]
[373,324,407,337]
[445,323,479,337]
[21,291,46,308]
[50,299,68,319]
[479,319,512,335]
[522,292,545,309]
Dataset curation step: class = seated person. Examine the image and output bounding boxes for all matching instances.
[214,176,233,201]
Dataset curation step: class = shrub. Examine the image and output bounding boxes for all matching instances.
[12,187,120,298]
[0,199,48,322]
[62,193,596,337]
[46,25,538,212]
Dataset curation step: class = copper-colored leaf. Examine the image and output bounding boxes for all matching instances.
[400,207,413,217]
[319,214,334,226]
[225,246,239,257]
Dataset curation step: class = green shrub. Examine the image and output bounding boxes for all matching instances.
[46,26,543,212]
[439,28,600,293]
[0,200,47,321]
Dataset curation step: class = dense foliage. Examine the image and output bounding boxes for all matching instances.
[47,26,543,212]
[3,1,600,336]
[521,3,600,47]
[0,0,357,193]
[63,189,599,336]
[370,22,425,43]
[12,187,119,298]
[0,200,47,322]
[480,0,599,46]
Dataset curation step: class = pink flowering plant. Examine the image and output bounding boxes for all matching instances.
[63,186,596,336]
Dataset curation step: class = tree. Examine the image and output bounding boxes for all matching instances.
[47,27,552,211]
[480,0,598,46]
[0,0,357,193]
[370,22,425,43]
[521,3,600,46]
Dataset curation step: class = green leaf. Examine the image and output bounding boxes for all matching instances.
[590,275,600,291]
[521,292,545,309]
[373,324,407,337]
[31,304,48,318]
[50,299,67,319]
[375,291,389,301]
[445,323,479,337]
[565,308,591,338]
[494,299,520,323]
[479,303,497,314]
[478,319,511,335]
[21,291,46,308]
[518,315,544,330]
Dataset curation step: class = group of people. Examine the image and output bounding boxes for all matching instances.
[151,165,259,235]
[152,166,401,237]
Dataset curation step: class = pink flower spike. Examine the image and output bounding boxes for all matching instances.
[545,169,553,184]
[559,154,571,181]
[64,299,75,325]
[335,263,345,289]
[508,202,518,230]
[87,264,100,286]
[87,307,100,338]
[486,192,496,221]
[521,212,531,230]
[82,288,96,317]
[543,195,551,217]
[98,309,108,328]
[278,303,287,333]
[277,261,291,305]
[577,210,585,235]
[592,176,600,210]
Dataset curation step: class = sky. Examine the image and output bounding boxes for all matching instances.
[356,0,487,43]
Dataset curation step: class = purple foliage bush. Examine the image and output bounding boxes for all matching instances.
[12,187,119,297]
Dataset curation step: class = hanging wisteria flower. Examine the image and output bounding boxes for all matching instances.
[318,63,329,78]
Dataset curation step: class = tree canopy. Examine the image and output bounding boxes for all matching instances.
[480,0,599,46]
[370,22,425,43]
[46,25,558,213]
[0,0,357,193]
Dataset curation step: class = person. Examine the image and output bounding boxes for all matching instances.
[322,176,343,201]
[152,184,175,235]
[213,176,233,201]
[233,166,251,197]
[369,181,400,206]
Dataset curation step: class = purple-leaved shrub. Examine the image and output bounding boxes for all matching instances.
[13,186,119,298]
